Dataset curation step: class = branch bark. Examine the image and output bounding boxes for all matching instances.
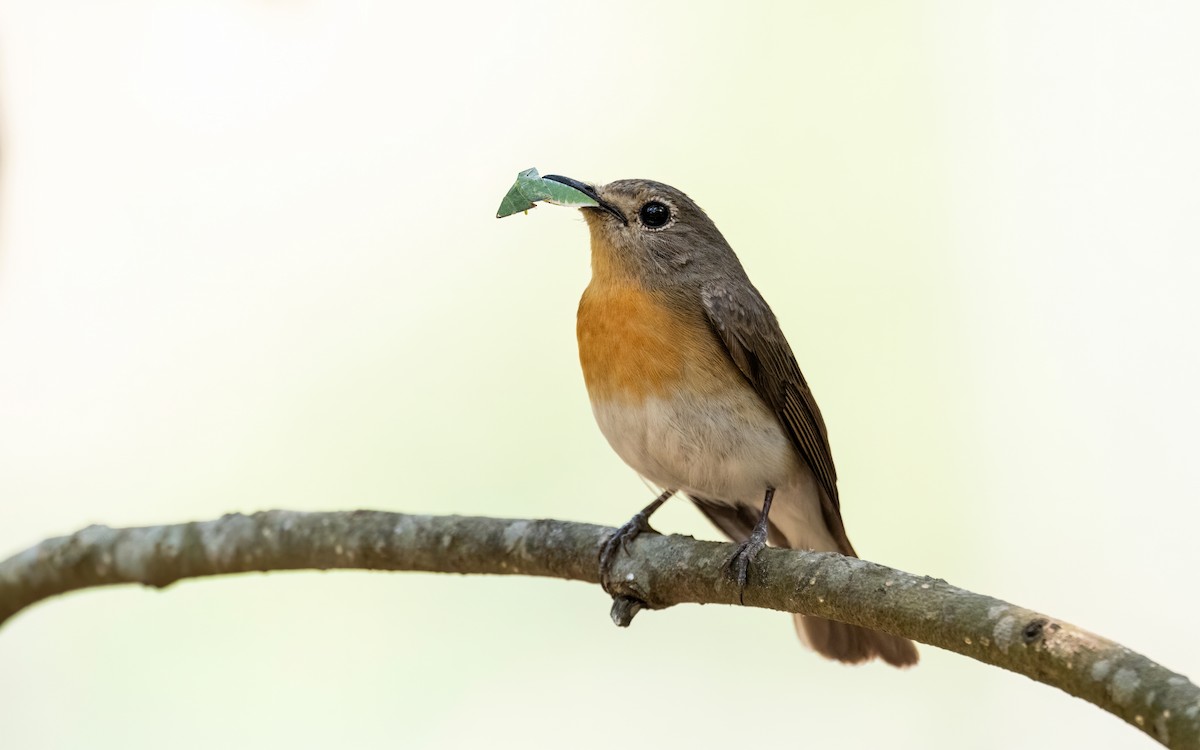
[0,510,1194,748]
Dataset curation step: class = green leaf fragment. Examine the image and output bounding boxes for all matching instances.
[496,167,600,218]
[496,184,537,218]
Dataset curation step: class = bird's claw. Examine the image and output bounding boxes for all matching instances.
[724,534,767,605]
[599,512,658,592]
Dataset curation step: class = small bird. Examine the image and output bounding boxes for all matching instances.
[542,174,918,667]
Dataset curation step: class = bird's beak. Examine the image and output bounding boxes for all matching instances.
[543,175,627,225]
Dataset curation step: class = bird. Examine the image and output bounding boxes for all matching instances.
[541,174,918,667]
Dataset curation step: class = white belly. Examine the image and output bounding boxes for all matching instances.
[591,391,841,554]
[591,389,800,503]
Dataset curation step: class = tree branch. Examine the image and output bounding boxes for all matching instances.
[0,510,1194,747]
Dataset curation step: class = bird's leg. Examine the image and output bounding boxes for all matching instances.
[599,489,676,591]
[725,487,775,604]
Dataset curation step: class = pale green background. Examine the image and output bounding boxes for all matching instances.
[1,2,1197,748]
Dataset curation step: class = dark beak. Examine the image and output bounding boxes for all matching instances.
[543,174,627,225]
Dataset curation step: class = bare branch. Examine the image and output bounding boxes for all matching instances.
[0,510,1194,748]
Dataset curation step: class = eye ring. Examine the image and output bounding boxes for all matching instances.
[638,200,672,230]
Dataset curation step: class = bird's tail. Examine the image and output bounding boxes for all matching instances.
[691,494,918,667]
[793,612,918,667]
[776,499,919,667]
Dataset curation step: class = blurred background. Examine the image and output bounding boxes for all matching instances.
[1,2,1197,748]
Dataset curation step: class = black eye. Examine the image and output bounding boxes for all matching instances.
[638,201,671,229]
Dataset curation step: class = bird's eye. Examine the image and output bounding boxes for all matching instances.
[638,201,671,229]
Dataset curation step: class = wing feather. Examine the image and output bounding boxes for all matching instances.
[701,281,855,555]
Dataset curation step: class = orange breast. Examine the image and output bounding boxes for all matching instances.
[577,284,684,401]
[577,282,732,402]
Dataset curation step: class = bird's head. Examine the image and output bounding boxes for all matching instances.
[542,175,739,287]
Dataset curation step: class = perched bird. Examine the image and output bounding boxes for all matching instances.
[543,174,918,667]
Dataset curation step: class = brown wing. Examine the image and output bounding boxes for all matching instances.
[690,496,791,548]
[701,281,856,556]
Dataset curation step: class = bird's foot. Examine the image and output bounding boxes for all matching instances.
[599,512,659,592]
[724,528,769,605]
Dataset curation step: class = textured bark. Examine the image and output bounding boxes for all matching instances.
[0,510,1195,748]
